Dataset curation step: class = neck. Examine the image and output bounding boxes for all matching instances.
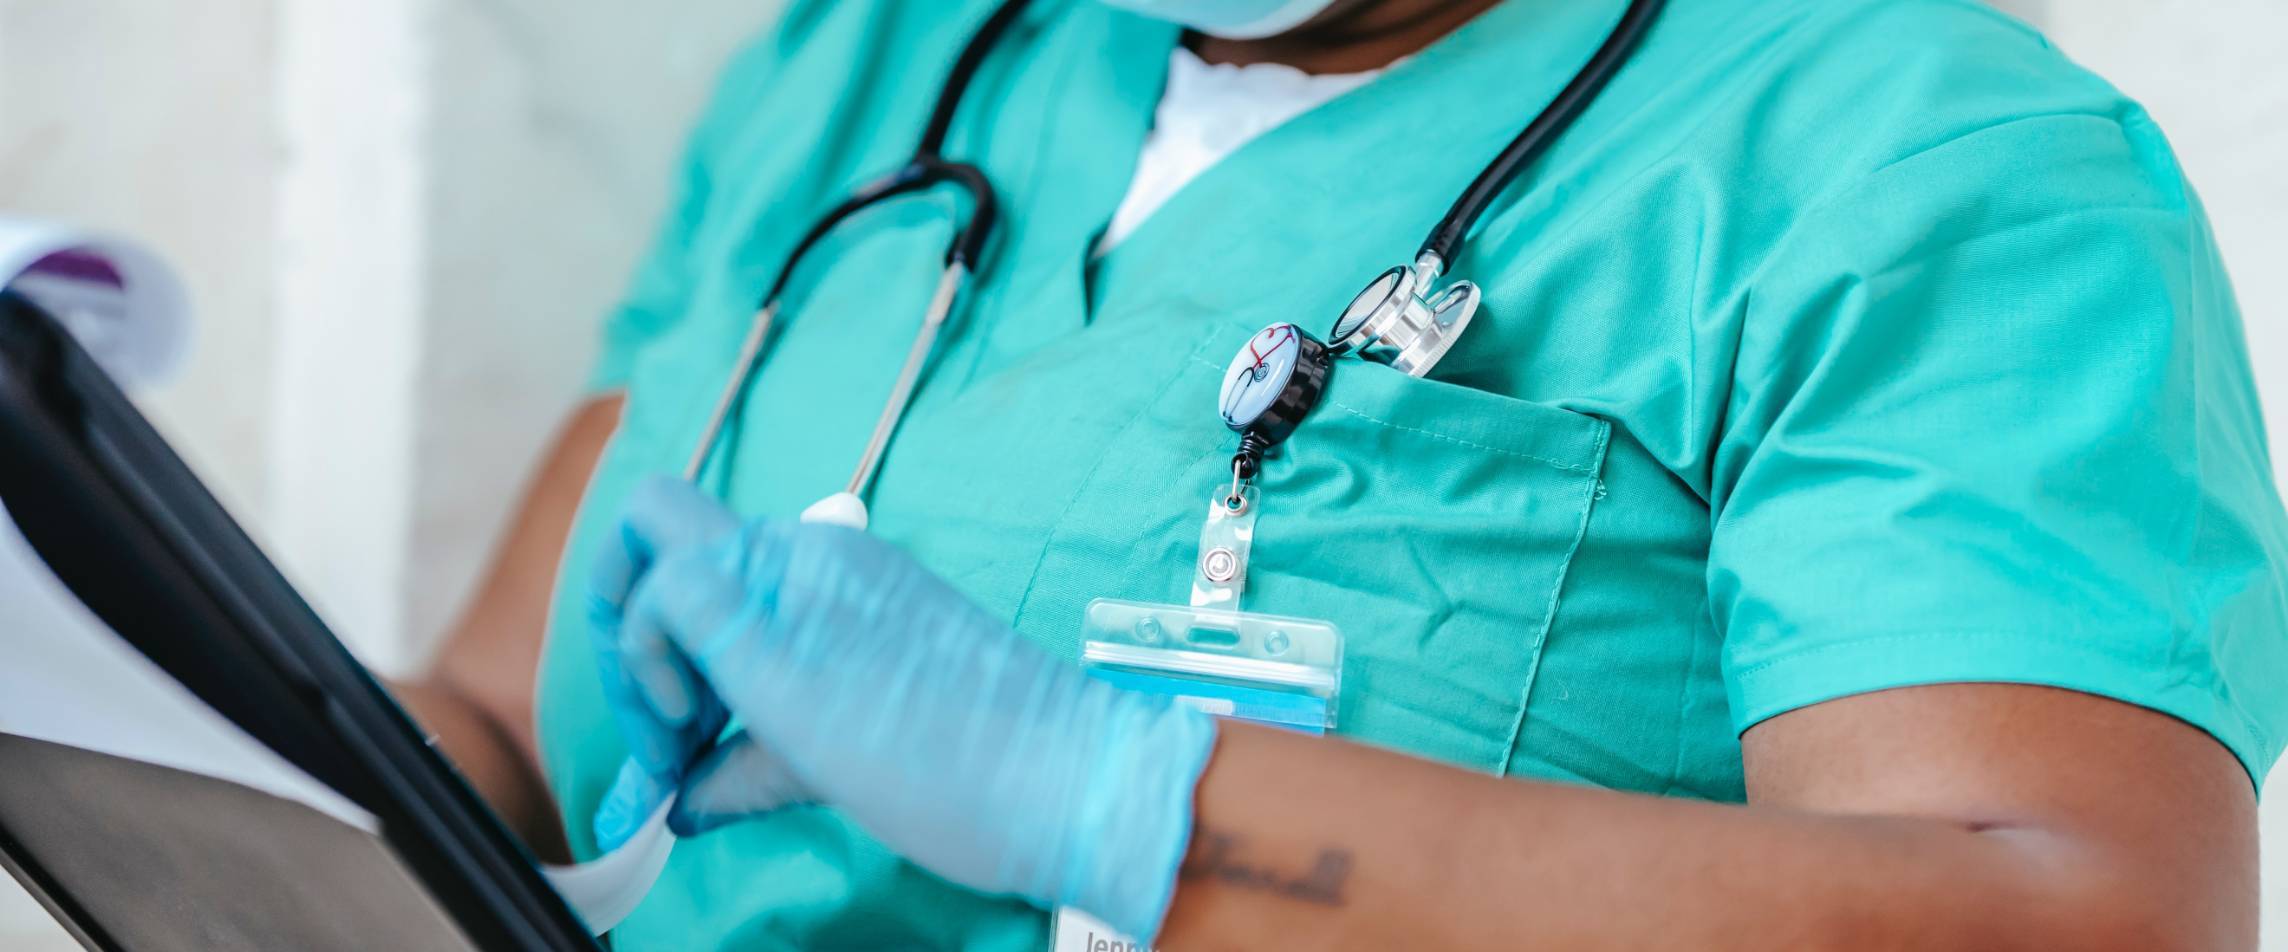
[1188,0,1507,74]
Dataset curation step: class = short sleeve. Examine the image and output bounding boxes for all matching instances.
[586,37,784,394]
[1710,108,2288,785]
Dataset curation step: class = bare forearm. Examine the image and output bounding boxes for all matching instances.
[391,677,569,862]
[392,394,623,863]
[1158,717,2231,951]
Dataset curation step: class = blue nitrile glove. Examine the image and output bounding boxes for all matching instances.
[584,477,807,851]
[590,476,1219,941]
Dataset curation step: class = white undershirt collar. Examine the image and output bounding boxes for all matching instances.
[1097,47,1385,254]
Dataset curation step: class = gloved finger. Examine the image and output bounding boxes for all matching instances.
[620,579,713,731]
[670,729,814,838]
[619,544,754,749]
[624,674,731,789]
[587,611,690,780]
[588,474,741,624]
[590,576,711,781]
[593,756,675,852]
[639,523,799,682]
[585,476,741,777]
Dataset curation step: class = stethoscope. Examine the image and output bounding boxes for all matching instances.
[688,0,1665,528]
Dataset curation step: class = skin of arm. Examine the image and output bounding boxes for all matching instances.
[1164,3,2260,948]
[390,394,623,863]
[1155,683,2257,951]
[396,7,2256,943]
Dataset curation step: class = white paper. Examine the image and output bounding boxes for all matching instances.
[0,220,326,819]
[1,502,682,933]
[0,214,190,387]
[540,803,677,934]
[0,214,675,931]
[0,509,375,830]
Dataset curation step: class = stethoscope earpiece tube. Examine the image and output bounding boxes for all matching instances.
[1328,0,1665,379]
[1416,0,1666,265]
[693,0,1666,514]
[916,0,1036,160]
[686,0,1026,499]
[938,162,998,269]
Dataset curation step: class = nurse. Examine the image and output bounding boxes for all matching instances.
[395,0,2288,948]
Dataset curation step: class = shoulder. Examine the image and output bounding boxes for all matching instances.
[1666,0,2176,202]
[1706,0,2114,109]
[1795,0,2144,140]
[1563,0,2206,302]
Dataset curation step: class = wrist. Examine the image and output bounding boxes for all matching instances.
[1063,696,1219,942]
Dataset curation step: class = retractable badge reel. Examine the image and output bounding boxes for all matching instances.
[1079,276,1481,733]
[1057,323,1351,951]
[1079,273,1476,753]
[1081,318,1348,718]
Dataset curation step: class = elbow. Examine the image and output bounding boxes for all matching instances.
[2036,909,2227,952]
[2001,860,2253,952]
[1801,848,2252,952]
[2046,890,2250,952]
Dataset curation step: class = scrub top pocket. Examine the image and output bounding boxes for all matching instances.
[1027,342,1612,777]
[1262,362,1612,773]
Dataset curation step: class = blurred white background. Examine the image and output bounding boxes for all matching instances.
[1,0,2282,948]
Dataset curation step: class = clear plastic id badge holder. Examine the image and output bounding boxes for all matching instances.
[1080,601,1340,734]
[1084,487,1342,731]
[1052,487,1344,952]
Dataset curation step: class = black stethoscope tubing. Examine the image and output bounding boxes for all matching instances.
[693,0,1664,491]
[1419,0,1665,264]
[754,0,1028,307]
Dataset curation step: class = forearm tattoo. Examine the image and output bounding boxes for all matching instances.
[1179,827,1353,907]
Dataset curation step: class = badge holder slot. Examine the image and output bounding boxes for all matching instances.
[1081,599,1342,733]
[1055,430,1349,952]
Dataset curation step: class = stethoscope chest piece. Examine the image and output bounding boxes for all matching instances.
[1328,255,1482,378]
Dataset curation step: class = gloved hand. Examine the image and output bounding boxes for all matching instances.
[588,476,1219,941]
[585,477,809,851]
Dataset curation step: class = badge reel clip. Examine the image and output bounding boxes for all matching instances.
[1080,322,1351,735]
[1065,314,1448,950]
[1057,323,1351,950]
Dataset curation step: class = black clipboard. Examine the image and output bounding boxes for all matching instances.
[0,289,597,951]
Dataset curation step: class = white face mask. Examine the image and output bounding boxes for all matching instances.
[1097,0,1342,40]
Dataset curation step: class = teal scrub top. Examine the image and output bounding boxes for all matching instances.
[536,0,2288,948]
